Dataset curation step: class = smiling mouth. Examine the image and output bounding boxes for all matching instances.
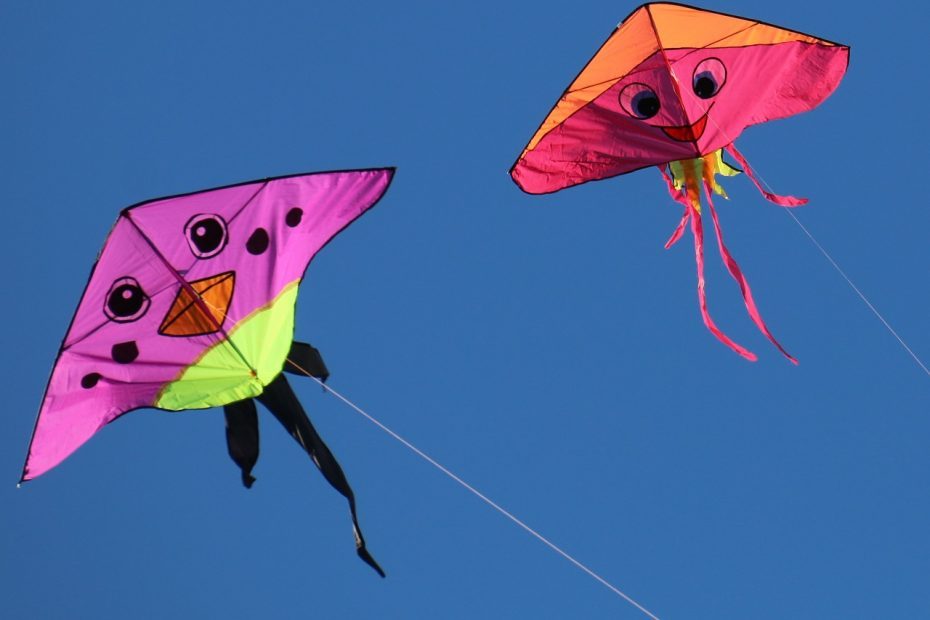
[661,113,709,142]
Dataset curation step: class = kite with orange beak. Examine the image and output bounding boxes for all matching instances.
[22,168,396,577]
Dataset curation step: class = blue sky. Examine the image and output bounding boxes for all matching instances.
[2,1,928,618]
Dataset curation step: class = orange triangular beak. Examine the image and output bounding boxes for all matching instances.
[159,271,235,337]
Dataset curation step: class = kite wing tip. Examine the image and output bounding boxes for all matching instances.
[509,167,553,196]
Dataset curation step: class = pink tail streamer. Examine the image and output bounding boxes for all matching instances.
[658,164,756,360]
[657,165,689,249]
[688,202,758,361]
[702,182,799,365]
[665,209,689,249]
[724,144,807,207]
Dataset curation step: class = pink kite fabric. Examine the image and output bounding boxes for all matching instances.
[511,3,849,361]
[23,168,394,481]
[511,6,849,194]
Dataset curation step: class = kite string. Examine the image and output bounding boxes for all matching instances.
[780,209,930,378]
[287,362,660,620]
[721,147,930,377]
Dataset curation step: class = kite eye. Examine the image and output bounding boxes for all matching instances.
[105,277,150,322]
[692,58,726,99]
[285,207,303,227]
[184,214,228,259]
[619,83,661,119]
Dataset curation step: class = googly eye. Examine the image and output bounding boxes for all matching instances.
[619,83,661,119]
[104,277,150,323]
[184,214,228,259]
[692,58,727,99]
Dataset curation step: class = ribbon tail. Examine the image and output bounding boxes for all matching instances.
[688,201,758,362]
[665,209,690,249]
[223,399,259,488]
[658,165,690,249]
[724,144,807,207]
[257,374,386,577]
[703,182,799,365]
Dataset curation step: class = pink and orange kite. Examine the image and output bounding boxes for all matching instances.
[511,2,849,362]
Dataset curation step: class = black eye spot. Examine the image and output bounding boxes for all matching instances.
[693,76,716,98]
[634,93,660,117]
[112,341,139,364]
[619,82,661,119]
[104,277,150,323]
[184,214,228,259]
[692,58,727,99]
[81,373,102,389]
[286,208,303,227]
[246,228,269,255]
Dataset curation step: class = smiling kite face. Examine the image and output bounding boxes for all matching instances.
[510,3,849,194]
[23,168,394,481]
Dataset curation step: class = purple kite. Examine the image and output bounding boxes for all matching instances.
[22,168,395,576]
